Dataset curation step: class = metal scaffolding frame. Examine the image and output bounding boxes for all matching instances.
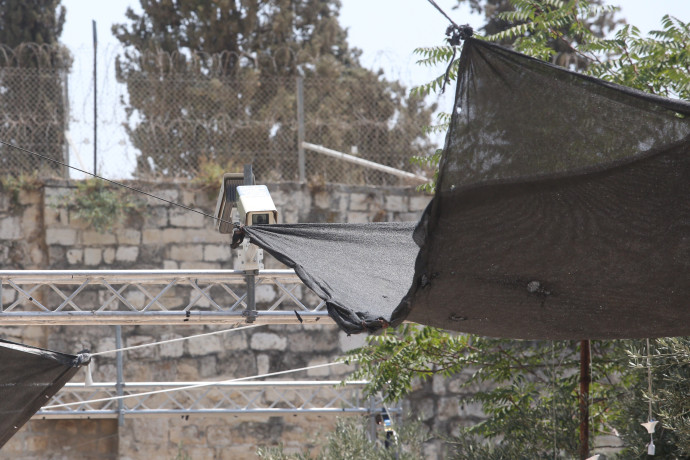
[1,269,399,419]
[0,269,329,325]
[35,380,397,419]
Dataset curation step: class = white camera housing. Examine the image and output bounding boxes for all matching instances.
[236,185,278,226]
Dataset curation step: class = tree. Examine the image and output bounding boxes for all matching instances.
[0,0,71,176]
[112,0,436,181]
[351,1,690,458]
[256,416,429,459]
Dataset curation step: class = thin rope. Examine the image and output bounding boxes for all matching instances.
[0,139,234,227]
[647,338,653,421]
[44,360,353,409]
[88,323,262,357]
[426,0,459,27]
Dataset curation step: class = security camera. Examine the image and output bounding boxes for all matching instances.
[236,185,278,226]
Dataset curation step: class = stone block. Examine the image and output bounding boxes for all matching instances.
[222,331,248,350]
[43,207,67,226]
[44,185,71,203]
[410,195,432,212]
[459,401,484,418]
[102,247,115,264]
[170,244,204,262]
[170,208,205,228]
[84,248,102,266]
[432,374,446,394]
[45,227,77,245]
[346,212,370,224]
[116,229,141,245]
[250,332,287,351]
[199,355,218,377]
[142,188,179,206]
[257,354,270,375]
[203,244,231,262]
[20,205,40,235]
[116,246,139,263]
[1,285,16,304]
[206,425,233,446]
[438,396,460,418]
[144,207,168,228]
[384,195,407,212]
[281,209,299,224]
[18,190,41,205]
[349,193,370,211]
[66,249,83,265]
[128,418,169,443]
[187,334,223,356]
[0,216,21,240]
[255,285,276,303]
[396,212,422,222]
[29,246,44,266]
[289,329,338,353]
[82,230,116,245]
[125,335,155,359]
[306,357,331,377]
[313,191,330,209]
[170,424,202,445]
[338,331,368,352]
[146,228,225,245]
[163,260,178,269]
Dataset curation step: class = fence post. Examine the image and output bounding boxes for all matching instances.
[296,76,305,183]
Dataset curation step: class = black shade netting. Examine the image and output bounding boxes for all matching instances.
[242,38,690,340]
[404,38,690,339]
[0,339,85,448]
[244,222,418,334]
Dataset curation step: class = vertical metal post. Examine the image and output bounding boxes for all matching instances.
[367,397,377,443]
[579,339,591,460]
[243,271,257,322]
[296,76,305,183]
[244,164,255,185]
[115,325,125,426]
[92,20,98,176]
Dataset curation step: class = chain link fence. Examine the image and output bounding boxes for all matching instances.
[1,44,438,185]
[0,44,71,178]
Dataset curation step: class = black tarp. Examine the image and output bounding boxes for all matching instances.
[0,339,85,448]
[245,37,690,339]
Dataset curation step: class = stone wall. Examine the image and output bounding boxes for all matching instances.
[0,179,472,459]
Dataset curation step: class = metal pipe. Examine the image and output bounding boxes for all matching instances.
[0,311,333,326]
[297,77,306,182]
[115,326,125,426]
[579,339,591,460]
[302,142,428,182]
[0,268,297,282]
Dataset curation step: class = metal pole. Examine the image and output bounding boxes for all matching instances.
[296,77,305,182]
[579,339,591,460]
[301,142,428,182]
[115,325,125,426]
[92,20,98,176]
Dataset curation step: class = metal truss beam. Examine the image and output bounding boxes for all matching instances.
[35,381,399,419]
[0,270,331,325]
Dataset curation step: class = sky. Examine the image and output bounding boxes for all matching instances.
[58,0,690,178]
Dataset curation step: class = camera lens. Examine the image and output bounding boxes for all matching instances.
[252,213,269,225]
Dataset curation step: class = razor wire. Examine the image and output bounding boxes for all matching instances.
[0,43,438,185]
